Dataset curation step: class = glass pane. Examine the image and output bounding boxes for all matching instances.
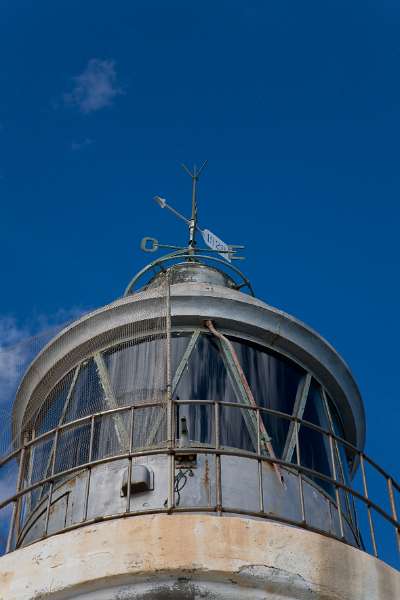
[34,370,74,435]
[220,405,256,452]
[328,397,353,480]
[299,382,334,496]
[231,338,304,456]
[259,411,289,459]
[170,333,191,376]
[55,423,91,473]
[176,403,214,446]
[64,360,105,423]
[105,337,166,406]
[230,338,304,414]
[173,333,305,453]
[93,411,130,460]
[174,334,237,402]
[28,437,53,485]
[133,405,167,449]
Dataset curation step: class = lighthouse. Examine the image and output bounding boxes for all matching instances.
[0,166,399,599]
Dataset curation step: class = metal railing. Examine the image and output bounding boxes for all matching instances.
[0,399,399,569]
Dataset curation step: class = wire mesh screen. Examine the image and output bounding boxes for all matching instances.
[0,322,81,458]
[20,275,168,504]
[22,281,168,440]
[0,276,169,552]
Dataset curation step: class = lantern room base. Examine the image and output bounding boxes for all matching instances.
[0,514,398,600]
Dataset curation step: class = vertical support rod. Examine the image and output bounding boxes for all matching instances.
[44,429,59,537]
[166,271,172,429]
[189,174,197,252]
[387,477,400,554]
[329,433,345,540]
[256,409,264,513]
[166,271,173,447]
[44,483,54,537]
[126,407,135,513]
[214,401,222,514]
[359,454,378,557]
[168,453,175,512]
[166,272,175,511]
[295,420,306,524]
[83,416,95,523]
[25,430,36,516]
[6,442,26,553]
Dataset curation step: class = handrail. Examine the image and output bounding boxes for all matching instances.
[0,399,399,566]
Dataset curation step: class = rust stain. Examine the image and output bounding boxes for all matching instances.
[203,459,211,507]
[0,570,13,590]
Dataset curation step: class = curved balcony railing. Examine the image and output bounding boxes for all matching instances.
[0,400,399,570]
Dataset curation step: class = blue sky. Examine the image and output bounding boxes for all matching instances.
[0,0,399,565]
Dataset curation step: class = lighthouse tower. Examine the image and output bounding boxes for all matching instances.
[0,167,399,599]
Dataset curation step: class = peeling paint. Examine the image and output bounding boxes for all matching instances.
[0,515,399,600]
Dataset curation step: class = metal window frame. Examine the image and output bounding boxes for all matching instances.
[94,353,130,451]
[282,373,312,464]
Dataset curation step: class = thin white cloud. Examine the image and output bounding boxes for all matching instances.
[71,137,94,151]
[0,317,29,402]
[0,318,31,458]
[0,308,88,455]
[64,59,122,114]
[0,308,88,401]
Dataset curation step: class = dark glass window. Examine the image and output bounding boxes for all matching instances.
[34,370,74,435]
[104,337,166,405]
[173,334,237,446]
[30,333,343,495]
[173,333,304,454]
[63,359,105,422]
[298,382,334,496]
[55,422,91,473]
[231,338,304,455]
[173,334,237,402]
[328,398,352,480]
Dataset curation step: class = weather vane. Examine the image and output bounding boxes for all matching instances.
[140,162,245,262]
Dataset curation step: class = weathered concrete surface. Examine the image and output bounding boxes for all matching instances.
[0,515,398,600]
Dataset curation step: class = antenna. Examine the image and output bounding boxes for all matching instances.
[143,163,245,263]
[181,160,208,252]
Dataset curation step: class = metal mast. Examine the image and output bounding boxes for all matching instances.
[181,161,208,253]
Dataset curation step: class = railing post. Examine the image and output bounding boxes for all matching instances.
[44,429,59,537]
[166,272,175,512]
[387,477,400,555]
[126,407,135,513]
[294,419,306,524]
[359,453,378,557]
[83,416,95,523]
[166,270,172,447]
[256,409,264,513]
[214,401,222,515]
[6,441,27,553]
[329,433,345,540]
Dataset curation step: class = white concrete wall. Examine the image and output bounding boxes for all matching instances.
[0,515,399,600]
